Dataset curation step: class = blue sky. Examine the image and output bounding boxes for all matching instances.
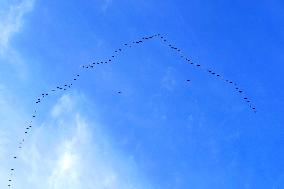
[0,0,284,188]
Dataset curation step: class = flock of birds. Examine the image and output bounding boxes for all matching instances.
[7,33,256,188]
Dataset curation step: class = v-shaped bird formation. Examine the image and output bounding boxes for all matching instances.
[7,33,257,188]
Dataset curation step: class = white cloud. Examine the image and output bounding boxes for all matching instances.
[0,0,35,80]
[51,94,75,118]
[0,0,35,52]
[16,94,154,189]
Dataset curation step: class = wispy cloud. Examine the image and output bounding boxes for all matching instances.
[16,94,154,189]
[0,0,35,80]
[0,0,35,52]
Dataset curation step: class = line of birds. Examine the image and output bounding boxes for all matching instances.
[80,33,256,112]
[7,33,256,188]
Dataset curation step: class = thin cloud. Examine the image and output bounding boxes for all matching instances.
[17,94,155,189]
[0,0,35,80]
[0,0,35,52]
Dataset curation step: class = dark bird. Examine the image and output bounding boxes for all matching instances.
[239,91,243,93]
[244,98,248,99]
[33,115,35,118]
[74,79,77,81]
[77,75,80,77]
[187,80,190,82]
[212,73,216,75]
[229,82,233,84]
[216,75,220,77]
[11,169,14,171]
[13,157,16,159]
[25,132,27,134]
[196,64,200,67]
[9,180,11,181]
[118,91,122,94]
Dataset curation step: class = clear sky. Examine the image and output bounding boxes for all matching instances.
[0,0,284,188]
